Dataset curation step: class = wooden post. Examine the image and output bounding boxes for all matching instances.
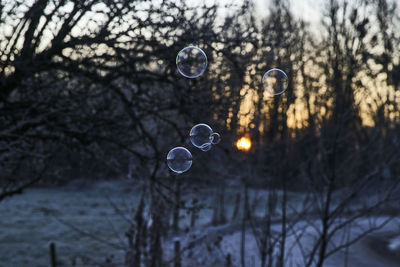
[174,239,181,267]
[226,253,232,267]
[49,242,57,267]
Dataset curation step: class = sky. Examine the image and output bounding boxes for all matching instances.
[185,0,324,24]
[254,0,323,23]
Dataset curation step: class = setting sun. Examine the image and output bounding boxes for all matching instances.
[236,137,252,151]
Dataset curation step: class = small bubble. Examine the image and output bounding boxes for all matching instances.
[190,123,213,148]
[262,68,288,96]
[200,143,212,152]
[176,46,207,78]
[167,147,192,174]
[210,132,221,144]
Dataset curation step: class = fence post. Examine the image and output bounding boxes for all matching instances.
[49,242,57,267]
[174,239,181,267]
[226,253,232,267]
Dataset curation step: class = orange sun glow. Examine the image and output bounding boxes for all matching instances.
[236,137,252,151]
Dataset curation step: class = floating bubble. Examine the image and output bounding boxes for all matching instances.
[190,123,213,148]
[167,147,192,174]
[200,143,212,152]
[262,68,288,96]
[176,46,207,78]
[210,132,221,144]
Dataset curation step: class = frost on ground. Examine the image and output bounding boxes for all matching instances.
[0,180,400,267]
[0,180,136,267]
[162,218,400,267]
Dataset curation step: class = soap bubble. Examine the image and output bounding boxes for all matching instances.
[190,123,213,148]
[200,143,212,152]
[167,147,192,174]
[176,46,207,78]
[210,132,221,144]
[262,69,288,96]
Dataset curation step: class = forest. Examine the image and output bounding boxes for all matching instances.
[0,0,400,266]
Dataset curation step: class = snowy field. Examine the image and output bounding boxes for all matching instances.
[0,180,400,267]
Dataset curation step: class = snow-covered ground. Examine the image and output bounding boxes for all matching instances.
[161,217,400,267]
[0,180,137,267]
[0,180,399,267]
